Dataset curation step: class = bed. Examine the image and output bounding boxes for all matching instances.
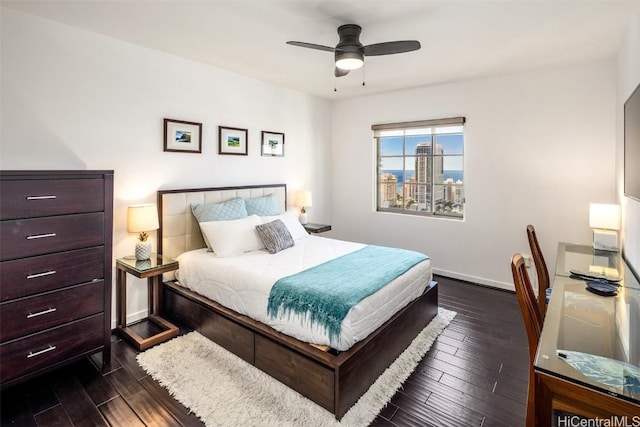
[157,184,438,419]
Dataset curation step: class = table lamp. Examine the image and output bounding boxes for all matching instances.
[127,203,159,260]
[589,203,620,252]
[297,191,312,224]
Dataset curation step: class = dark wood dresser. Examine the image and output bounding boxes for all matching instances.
[0,170,113,388]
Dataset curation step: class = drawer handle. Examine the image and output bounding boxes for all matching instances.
[26,270,57,279]
[26,345,57,359]
[26,233,57,240]
[27,307,57,318]
[26,195,57,200]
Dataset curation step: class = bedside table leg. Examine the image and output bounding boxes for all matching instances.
[148,276,160,316]
[147,277,154,317]
[116,268,127,328]
[155,276,164,316]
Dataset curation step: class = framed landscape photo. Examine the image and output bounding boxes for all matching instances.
[163,118,202,153]
[261,131,285,157]
[219,126,248,155]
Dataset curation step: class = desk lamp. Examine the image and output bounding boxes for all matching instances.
[589,203,620,252]
[127,203,159,260]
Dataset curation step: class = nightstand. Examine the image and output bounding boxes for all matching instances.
[303,223,332,234]
[116,254,179,350]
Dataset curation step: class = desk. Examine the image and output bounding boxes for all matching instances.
[533,243,640,426]
[554,242,623,279]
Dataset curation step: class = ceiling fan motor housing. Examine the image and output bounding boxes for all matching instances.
[335,24,364,69]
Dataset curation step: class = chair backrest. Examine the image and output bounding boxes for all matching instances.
[527,225,550,316]
[514,251,613,425]
[511,253,544,364]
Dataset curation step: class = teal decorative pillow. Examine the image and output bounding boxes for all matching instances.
[245,193,281,216]
[255,219,294,254]
[191,197,248,222]
[191,198,249,250]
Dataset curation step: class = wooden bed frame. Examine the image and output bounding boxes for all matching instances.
[157,184,439,419]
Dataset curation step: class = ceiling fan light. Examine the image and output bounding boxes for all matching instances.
[336,57,363,70]
[335,51,364,70]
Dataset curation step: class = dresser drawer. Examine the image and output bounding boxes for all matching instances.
[0,213,104,261]
[0,314,104,383]
[0,179,104,220]
[0,247,105,302]
[0,280,104,341]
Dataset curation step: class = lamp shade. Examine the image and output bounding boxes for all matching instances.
[589,203,620,230]
[297,191,312,208]
[127,203,159,233]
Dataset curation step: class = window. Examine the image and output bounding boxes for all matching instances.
[373,117,465,219]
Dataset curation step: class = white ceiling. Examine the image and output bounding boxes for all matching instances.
[2,0,638,99]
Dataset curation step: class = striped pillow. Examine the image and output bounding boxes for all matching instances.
[255,219,294,254]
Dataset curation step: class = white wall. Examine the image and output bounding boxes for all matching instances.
[331,62,617,289]
[617,4,640,276]
[1,9,332,326]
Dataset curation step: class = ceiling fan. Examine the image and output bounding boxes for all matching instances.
[287,24,421,78]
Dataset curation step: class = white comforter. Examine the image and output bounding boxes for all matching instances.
[176,236,432,351]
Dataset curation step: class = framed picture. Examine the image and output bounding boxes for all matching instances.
[261,131,285,157]
[163,118,202,153]
[219,126,248,156]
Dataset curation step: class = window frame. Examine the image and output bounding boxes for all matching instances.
[373,117,465,219]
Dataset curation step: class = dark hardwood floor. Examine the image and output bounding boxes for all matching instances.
[1,276,529,426]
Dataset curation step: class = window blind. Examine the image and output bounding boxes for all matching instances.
[372,117,465,131]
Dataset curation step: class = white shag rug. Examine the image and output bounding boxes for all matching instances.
[137,308,456,427]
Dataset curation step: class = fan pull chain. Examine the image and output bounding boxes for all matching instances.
[362,63,366,86]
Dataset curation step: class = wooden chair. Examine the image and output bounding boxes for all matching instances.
[527,225,550,316]
[511,253,544,427]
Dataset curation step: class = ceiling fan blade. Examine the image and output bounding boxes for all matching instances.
[363,40,421,56]
[286,41,335,53]
[334,67,350,77]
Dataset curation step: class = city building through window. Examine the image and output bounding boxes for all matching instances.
[373,117,465,218]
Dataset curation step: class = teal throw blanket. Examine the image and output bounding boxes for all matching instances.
[267,245,428,344]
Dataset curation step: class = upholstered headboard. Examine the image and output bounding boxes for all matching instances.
[157,184,287,275]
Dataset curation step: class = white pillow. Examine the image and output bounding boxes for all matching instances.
[261,211,309,241]
[199,215,264,257]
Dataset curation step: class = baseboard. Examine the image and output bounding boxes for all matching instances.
[432,268,514,292]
